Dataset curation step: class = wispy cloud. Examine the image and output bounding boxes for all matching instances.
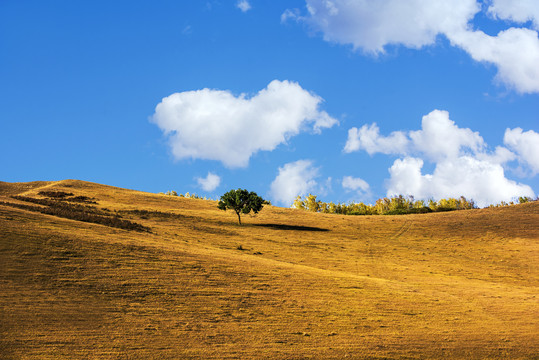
[236,0,251,12]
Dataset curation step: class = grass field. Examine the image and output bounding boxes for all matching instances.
[0,179,538,359]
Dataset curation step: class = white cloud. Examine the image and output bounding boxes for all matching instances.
[447,27,539,94]
[344,124,409,155]
[342,176,370,193]
[182,25,192,35]
[236,0,251,12]
[504,127,539,175]
[409,110,484,161]
[344,110,485,161]
[151,80,337,168]
[488,0,539,30]
[195,172,221,192]
[269,160,319,206]
[300,0,478,53]
[281,8,300,23]
[292,0,539,93]
[476,146,516,165]
[346,109,537,207]
[387,156,535,207]
[320,176,333,196]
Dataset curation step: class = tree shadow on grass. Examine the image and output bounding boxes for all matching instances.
[253,223,329,232]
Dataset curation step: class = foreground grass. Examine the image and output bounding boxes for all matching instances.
[0,180,538,359]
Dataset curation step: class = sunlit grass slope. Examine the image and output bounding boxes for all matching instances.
[1,179,538,359]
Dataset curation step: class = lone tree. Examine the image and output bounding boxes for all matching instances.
[218,189,264,225]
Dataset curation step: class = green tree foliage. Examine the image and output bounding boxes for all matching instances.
[488,195,537,208]
[303,194,321,212]
[218,189,264,225]
[292,195,305,210]
[519,196,533,204]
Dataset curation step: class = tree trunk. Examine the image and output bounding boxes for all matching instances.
[236,211,242,225]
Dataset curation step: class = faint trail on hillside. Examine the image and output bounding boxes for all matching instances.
[392,221,412,240]
[19,181,63,196]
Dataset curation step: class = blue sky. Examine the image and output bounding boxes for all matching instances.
[1,0,538,207]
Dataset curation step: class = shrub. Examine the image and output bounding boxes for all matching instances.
[37,191,97,204]
[38,190,73,198]
[5,196,150,232]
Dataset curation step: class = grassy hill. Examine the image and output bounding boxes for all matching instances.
[1,179,538,359]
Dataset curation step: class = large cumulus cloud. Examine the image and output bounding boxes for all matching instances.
[344,109,536,206]
[286,0,539,93]
[151,80,337,168]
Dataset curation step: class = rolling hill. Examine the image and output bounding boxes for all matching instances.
[1,179,538,359]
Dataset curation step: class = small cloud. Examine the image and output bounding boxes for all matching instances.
[281,8,300,23]
[344,123,409,155]
[196,172,221,192]
[342,176,369,193]
[269,160,319,206]
[319,177,333,196]
[182,25,192,35]
[236,0,251,12]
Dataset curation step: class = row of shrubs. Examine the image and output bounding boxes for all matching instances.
[12,195,106,215]
[37,190,73,198]
[292,194,535,216]
[37,190,97,204]
[5,196,150,232]
[487,196,535,208]
[159,190,212,200]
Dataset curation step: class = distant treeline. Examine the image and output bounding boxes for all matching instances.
[159,190,274,205]
[292,194,535,216]
[159,190,211,200]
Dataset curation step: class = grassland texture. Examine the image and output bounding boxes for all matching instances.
[0,180,538,359]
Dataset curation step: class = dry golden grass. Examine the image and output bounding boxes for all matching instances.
[0,179,538,359]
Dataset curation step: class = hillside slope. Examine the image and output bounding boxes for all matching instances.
[1,180,538,359]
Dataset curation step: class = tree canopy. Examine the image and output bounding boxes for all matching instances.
[292,194,479,215]
[218,189,264,225]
